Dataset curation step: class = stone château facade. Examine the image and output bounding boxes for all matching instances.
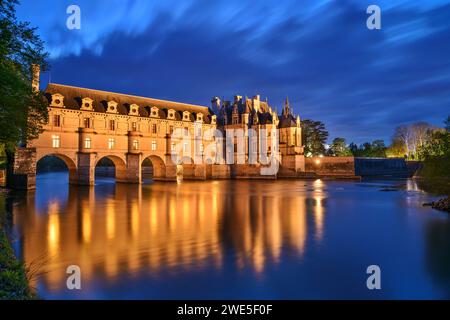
[9,66,306,189]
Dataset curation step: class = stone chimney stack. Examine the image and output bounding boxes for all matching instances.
[31,64,40,92]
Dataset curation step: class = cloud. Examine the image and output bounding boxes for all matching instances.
[18,0,450,143]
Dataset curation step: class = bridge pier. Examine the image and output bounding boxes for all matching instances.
[77,152,95,186]
[125,153,141,184]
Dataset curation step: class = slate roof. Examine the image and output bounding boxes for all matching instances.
[44,83,212,123]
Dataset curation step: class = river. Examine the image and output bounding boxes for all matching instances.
[2,172,450,299]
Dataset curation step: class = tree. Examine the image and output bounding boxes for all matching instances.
[386,138,407,158]
[349,140,387,157]
[445,116,450,132]
[0,0,49,152]
[328,137,352,156]
[301,119,329,156]
[418,129,450,160]
[370,139,387,157]
[392,122,433,159]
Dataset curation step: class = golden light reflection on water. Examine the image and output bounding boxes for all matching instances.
[13,179,327,291]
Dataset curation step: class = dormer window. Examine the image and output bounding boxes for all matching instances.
[211,115,217,125]
[167,109,175,120]
[196,113,203,122]
[50,94,64,108]
[129,103,139,116]
[81,97,93,111]
[150,107,159,118]
[183,111,191,121]
[107,101,118,114]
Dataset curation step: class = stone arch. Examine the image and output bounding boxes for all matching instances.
[95,155,127,183]
[141,155,166,181]
[36,153,78,184]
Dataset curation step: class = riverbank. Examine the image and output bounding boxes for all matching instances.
[0,189,35,300]
[415,177,450,213]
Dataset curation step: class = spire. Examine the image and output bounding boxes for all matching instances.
[283,96,291,117]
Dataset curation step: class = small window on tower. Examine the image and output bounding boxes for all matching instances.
[53,115,61,127]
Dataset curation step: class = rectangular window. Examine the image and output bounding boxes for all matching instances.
[151,141,157,151]
[200,143,204,153]
[108,138,115,150]
[171,142,175,152]
[133,140,139,150]
[183,142,188,152]
[109,120,115,131]
[84,138,91,149]
[84,118,91,128]
[53,115,61,127]
[52,135,60,148]
[151,124,157,134]
[132,122,137,132]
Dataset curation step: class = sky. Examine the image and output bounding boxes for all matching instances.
[16,0,450,144]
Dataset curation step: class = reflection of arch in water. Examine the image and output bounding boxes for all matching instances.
[95,155,127,183]
[36,154,78,184]
[141,155,166,181]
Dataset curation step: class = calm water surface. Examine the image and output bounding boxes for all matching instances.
[4,172,450,299]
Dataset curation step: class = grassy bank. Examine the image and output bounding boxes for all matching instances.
[419,155,450,183]
[0,191,35,300]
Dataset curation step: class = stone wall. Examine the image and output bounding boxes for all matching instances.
[354,157,411,177]
[7,148,37,190]
[305,156,356,177]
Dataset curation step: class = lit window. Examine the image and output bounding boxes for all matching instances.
[183,142,188,152]
[84,118,91,128]
[200,143,204,153]
[171,142,175,152]
[85,138,91,149]
[109,120,115,131]
[151,141,157,151]
[133,140,139,150]
[132,122,137,131]
[52,135,60,148]
[108,138,115,149]
[53,115,61,127]
[152,124,157,134]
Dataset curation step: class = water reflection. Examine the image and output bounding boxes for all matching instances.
[11,174,327,293]
[10,173,450,299]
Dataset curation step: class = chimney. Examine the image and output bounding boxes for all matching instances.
[31,64,40,92]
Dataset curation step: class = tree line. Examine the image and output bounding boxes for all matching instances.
[302,116,450,161]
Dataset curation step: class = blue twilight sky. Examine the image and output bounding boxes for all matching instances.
[17,0,450,143]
